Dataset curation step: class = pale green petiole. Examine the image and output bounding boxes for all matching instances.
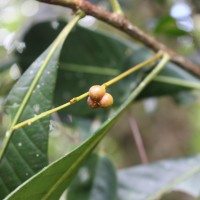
[154,75,200,90]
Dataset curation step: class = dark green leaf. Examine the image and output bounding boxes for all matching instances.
[3,100,119,200]
[16,20,138,118]
[118,155,200,200]
[67,154,117,200]
[4,63,151,199]
[15,20,199,119]
[0,28,66,199]
[140,60,200,99]
[154,15,188,37]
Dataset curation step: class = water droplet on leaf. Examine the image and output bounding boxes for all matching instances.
[33,104,40,113]
[51,21,60,30]
[18,142,22,147]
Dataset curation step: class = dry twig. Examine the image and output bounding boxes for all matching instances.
[38,0,200,76]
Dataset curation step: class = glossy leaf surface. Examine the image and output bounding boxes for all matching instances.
[118,155,200,200]
[4,65,149,200]
[0,19,73,198]
[15,20,199,118]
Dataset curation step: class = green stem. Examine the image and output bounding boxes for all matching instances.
[41,54,170,200]
[10,13,83,128]
[127,54,170,101]
[154,75,200,90]
[12,92,89,130]
[0,12,84,159]
[109,0,124,15]
[103,52,163,88]
[12,52,164,131]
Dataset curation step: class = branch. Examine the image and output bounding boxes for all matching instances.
[12,52,163,131]
[128,114,149,164]
[37,0,200,76]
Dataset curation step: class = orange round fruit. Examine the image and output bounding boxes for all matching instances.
[89,85,106,101]
[87,97,99,109]
[99,93,113,108]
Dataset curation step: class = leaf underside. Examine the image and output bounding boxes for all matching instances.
[118,155,200,200]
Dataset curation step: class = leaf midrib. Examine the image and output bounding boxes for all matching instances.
[0,14,82,159]
[41,127,108,200]
[147,165,200,200]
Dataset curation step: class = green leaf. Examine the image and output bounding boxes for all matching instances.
[67,154,117,200]
[118,155,200,200]
[154,15,188,37]
[0,15,81,199]
[16,20,137,117]
[15,21,198,114]
[0,44,58,200]
[140,60,200,99]
[3,100,121,200]
[3,54,168,200]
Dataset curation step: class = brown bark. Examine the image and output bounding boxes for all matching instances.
[38,0,200,76]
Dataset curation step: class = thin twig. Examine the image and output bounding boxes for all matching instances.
[128,114,149,164]
[12,52,163,131]
[37,0,200,76]
[103,51,163,87]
